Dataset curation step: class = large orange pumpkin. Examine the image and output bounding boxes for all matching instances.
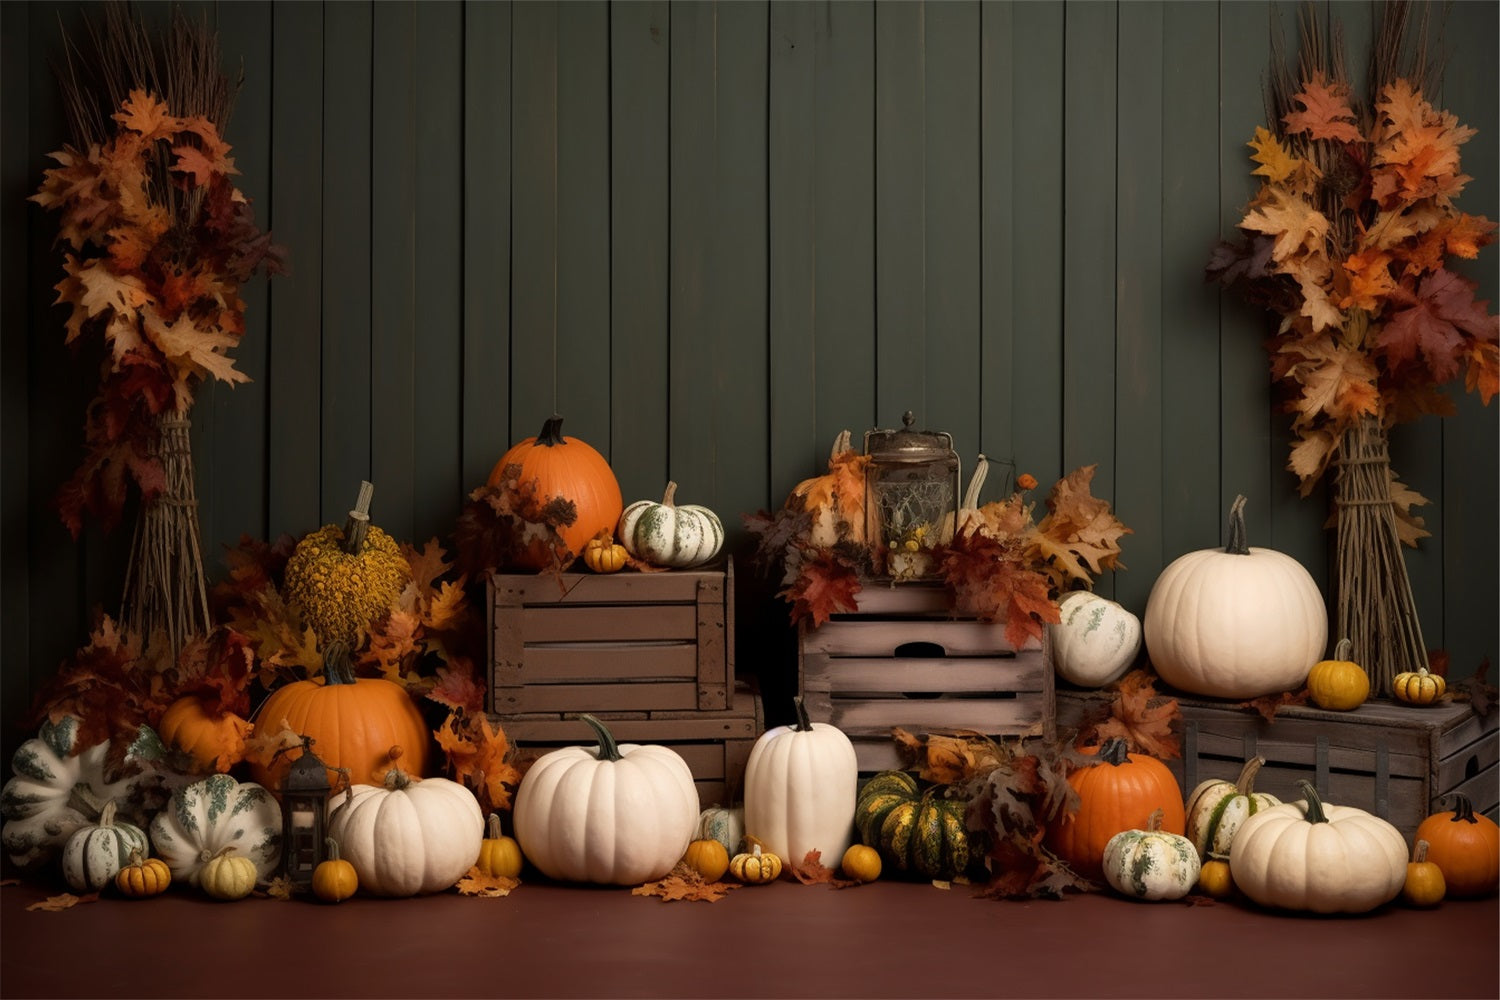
[157,695,253,774]
[246,658,430,795]
[487,415,623,570]
[1414,794,1500,898]
[1044,737,1186,881]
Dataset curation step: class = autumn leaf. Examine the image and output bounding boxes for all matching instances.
[1281,337,1382,428]
[1079,670,1182,759]
[1282,74,1364,144]
[632,862,741,902]
[1240,188,1331,264]
[1379,269,1497,381]
[1238,687,1310,722]
[456,866,520,898]
[788,850,861,888]
[1247,125,1301,185]
[113,89,179,140]
[435,711,522,814]
[428,660,485,714]
[27,892,100,912]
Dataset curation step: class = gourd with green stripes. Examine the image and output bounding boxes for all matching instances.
[618,481,724,568]
[854,771,978,881]
[1184,756,1281,860]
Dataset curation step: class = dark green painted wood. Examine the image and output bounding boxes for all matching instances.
[1113,1,1165,611]
[873,1,926,424]
[1061,0,1118,507]
[607,0,670,504]
[267,1,325,540]
[320,0,374,531]
[978,1,1015,476]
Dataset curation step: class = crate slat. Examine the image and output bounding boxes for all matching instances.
[803,619,1029,657]
[521,604,698,642]
[804,654,1048,694]
[512,643,699,682]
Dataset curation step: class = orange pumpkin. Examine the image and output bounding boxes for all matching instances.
[246,658,430,794]
[1044,737,1186,882]
[487,415,623,570]
[1414,794,1500,898]
[157,695,253,774]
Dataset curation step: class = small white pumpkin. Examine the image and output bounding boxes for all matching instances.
[1049,590,1143,688]
[149,773,282,888]
[618,481,725,568]
[1229,779,1408,914]
[1,716,148,871]
[696,803,746,858]
[1102,808,1201,901]
[743,697,859,868]
[512,714,699,886]
[60,800,150,893]
[1184,756,1281,860]
[325,767,483,897]
[1143,495,1327,699]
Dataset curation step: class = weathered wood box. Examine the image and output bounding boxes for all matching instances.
[798,584,1055,772]
[503,681,763,809]
[1056,687,1499,842]
[487,564,733,716]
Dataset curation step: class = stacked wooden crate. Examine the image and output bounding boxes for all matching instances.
[798,584,1055,772]
[1056,687,1499,842]
[486,563,757,808]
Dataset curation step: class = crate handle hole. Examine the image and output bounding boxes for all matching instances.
[1465,754,1479,780]
[893,641,947,658]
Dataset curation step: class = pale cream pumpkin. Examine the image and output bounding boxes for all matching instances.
[1049,590,1142,688]
[743,697,859,868]
[325,767,484,897]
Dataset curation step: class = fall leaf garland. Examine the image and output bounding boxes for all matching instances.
[1207,4,1497,507]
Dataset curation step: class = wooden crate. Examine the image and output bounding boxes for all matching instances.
[798,584,1055,772]
[502,681,763,809]
[487,563,733,715]
[1056,687,1499,842]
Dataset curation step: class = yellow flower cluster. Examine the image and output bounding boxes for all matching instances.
[283,524,411,651]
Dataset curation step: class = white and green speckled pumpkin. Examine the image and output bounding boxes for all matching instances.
[1102,809,1201,901]
[618,481,724,568]
[149,773,282,888]
[1,717,147,871]
[60,800,151,893]
[1184,756,1281,861]
[695,804,746,858]
[1048,590,1143,688]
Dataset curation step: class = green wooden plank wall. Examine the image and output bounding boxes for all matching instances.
[4,1,1496,754]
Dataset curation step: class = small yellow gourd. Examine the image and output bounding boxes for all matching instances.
[840,843,882,883]
[582,534,628,574]
[728,844,782,885]
[114,850,172,898]
[1306,639,1370,711]
[1393,666,1446,705]
[1402,839,1446,907]
[683,839,730,882]
[477,813,524,879]
[1197,858,1233,899]
[200,846,257,901]
[313,837,359,903]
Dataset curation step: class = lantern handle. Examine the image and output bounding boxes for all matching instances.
[268,733,318,766]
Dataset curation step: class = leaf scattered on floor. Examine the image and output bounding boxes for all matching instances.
[456,867,521,897]
[27,891,99,911]
[788,850,860,889]
[632,863,740,902]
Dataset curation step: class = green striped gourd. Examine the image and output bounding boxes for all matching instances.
[149,774,282,888]
[61,801,151,892]
[618,481,724,568]
[855,771,977,881]
[695,804,746,858]
[1101,809,1201,900]
[1184,756,1281,860]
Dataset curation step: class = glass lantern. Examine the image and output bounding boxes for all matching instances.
[863,411,961,582]
[276,735,331,889]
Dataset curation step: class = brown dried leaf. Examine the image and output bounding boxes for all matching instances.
[456,866,520,897]
[1081,670,1183,759]
[28,891,99,911]
[788,850,861,889]
[632,862,741,902]
[1237,687,1311,722]
[265,875,296,900]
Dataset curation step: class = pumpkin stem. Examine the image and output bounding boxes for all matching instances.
[661,481,679,507]
[1146,807,1165,832]
[342,480,374,554]
[1412,838,1430,864]
[792,696,815,733]
[577,713,623,762]
[830,429,852,461]
[322,642,356,684]
[1234,756,1266,796]
[1097,737,1132,766]
[536,415,567,447]
[1447,793,1478,824]
[97,799,118,828]
[486,812,506,839]
[1333,637,1353,661]
[382,765,414,792]
[1296,779,1329,824]
[323,836,343,863]
[961,457,989,511]
[1224,494,1250,555]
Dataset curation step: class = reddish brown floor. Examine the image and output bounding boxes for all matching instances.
[2,874,1496,999]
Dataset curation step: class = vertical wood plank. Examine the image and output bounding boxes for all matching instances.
[873,1,925,423]
[608,1,670,503]
[555,1,612,454]
[1113,0,1164,610]
[321,0,374,526]
[510,1,560,429]
[268,0,325,539]
[1062,0,1117,502]
[370,0,419,540]
[462,0,513,489]
[978,1,1014,468]
[412,0,465,544]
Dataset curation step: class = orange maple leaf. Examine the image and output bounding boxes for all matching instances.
[456,866,520,897]
[113,90,179,141]
[1247,126,1301,185]
[632,862,741,902]
[435,712,522,814]
[1340,248,1398,313]
[1282,337,1382,428]
[1241,188,1330,263]
[1282,74,1364,143]
[1081,670,1181,759]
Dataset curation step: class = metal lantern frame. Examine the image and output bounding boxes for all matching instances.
[863,411,961,581]
[276,736,332,889]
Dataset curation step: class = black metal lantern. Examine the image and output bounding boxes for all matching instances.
[276,735,331,888]
[864,411,961,582]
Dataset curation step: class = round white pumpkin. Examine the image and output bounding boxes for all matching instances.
[325,768,483,897]
[149,773,282,887]
[512,714,699,885]
[743,697,859,868]
[618,481,724,568]
[1102,810,1201,901]
[1229,780,1408,914]
[1184,756,1281,860]
[1049,590,1142,688]
[1143,495,1327,699]
[60,800,150,893]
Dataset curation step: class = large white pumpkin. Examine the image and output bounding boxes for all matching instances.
[149,773,283,887]
[1229,780,1408,914]
[325,768,483,897]
[512,714,699,886]
[1143,495,1326,699]
[1048,590,1142,688]
[743,697,859,868]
